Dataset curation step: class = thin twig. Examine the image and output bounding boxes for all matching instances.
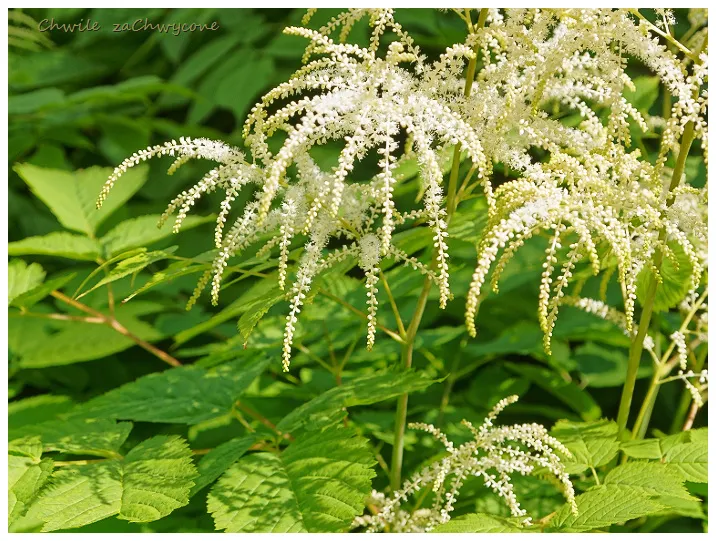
[50,290,182,367]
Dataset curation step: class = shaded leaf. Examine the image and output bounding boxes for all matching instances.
[80,355,270,424]
[277,370,437,434]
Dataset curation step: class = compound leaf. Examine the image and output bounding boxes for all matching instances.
[208,426,375,532]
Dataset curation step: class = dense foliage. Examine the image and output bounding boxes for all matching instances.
[7,8,708,533]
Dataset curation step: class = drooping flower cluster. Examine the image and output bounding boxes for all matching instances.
[97,8,708,370]
[462,9,708,352]
[352,395,577,532]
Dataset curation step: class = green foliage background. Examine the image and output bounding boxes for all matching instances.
[7,8,707,533]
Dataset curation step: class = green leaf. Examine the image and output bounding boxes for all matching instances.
[14,163,148,235]
[550,485,665,532]
[80,355,270,424]
[78,247,178,298]
[9,395,75,438]
[237,286,285,345]
[100,214,213,257]
[664,441,707,483]
[190,436,255,497]
[620,428,707,480]
[9,273,76,309]
[572,342,651,388]
[118,435,198,522]
[9,232,101,261]
[122,253,212,303]
[637,242,695,312]
[624,75,661,114]
[188,53,274,125]
[9,88,66,115]
[505,363,601,421]
[174,274,280,346]
[24,461,123,532]
[22,435,197,531]
[8,436,44,461]
[550,460,699,531]
[277,370,438,434]
[15,304,163,368]
[21,417,132,457]
[603,462,699,505]
[208,426,375,532]
[551,419,620,474]
[8,455,54,527]
[8,259,45,305]
[432,513,527,533]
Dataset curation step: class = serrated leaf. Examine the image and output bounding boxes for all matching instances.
[9,436,44,461]
[550,459,701,532]
[100,214,212,257]
[14,163,147,235]
[277,370,437,434]
[9,273,76,310]
[190,436,255,497]
[22,435,197,531]
[431,513,527,533]
[208,426,375,532]
[78,247,178,298]
[21,417,132,457]
[551,419,619,474]
[15,304,163,368]
[8,259,45,305]
[621,428,707,472]
[637,242,695,312]
[664,441,707,483]
[603,462,699,503]
[119,435,197,522]
[24,461,123,532]
[8,455,54,526]
[550,485,665,532]
[80,355,270,424]
[620,438,663,459]
[9,232,101,261]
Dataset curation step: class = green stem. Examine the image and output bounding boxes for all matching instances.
[389,9,488,491]
[631,366,663,439]
[615,114,698,435]
[390,277,432,491]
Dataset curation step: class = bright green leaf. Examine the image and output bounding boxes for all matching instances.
[8,259,45,305]
[22,435,197,531]
[100,214,213,257]
[9,232,101,261]
[208,426,375,532]
[9,273,76,309]
[78,247,178,298]
[190,436,255,497]
[14,163,148,235]
[432,513,527,533]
